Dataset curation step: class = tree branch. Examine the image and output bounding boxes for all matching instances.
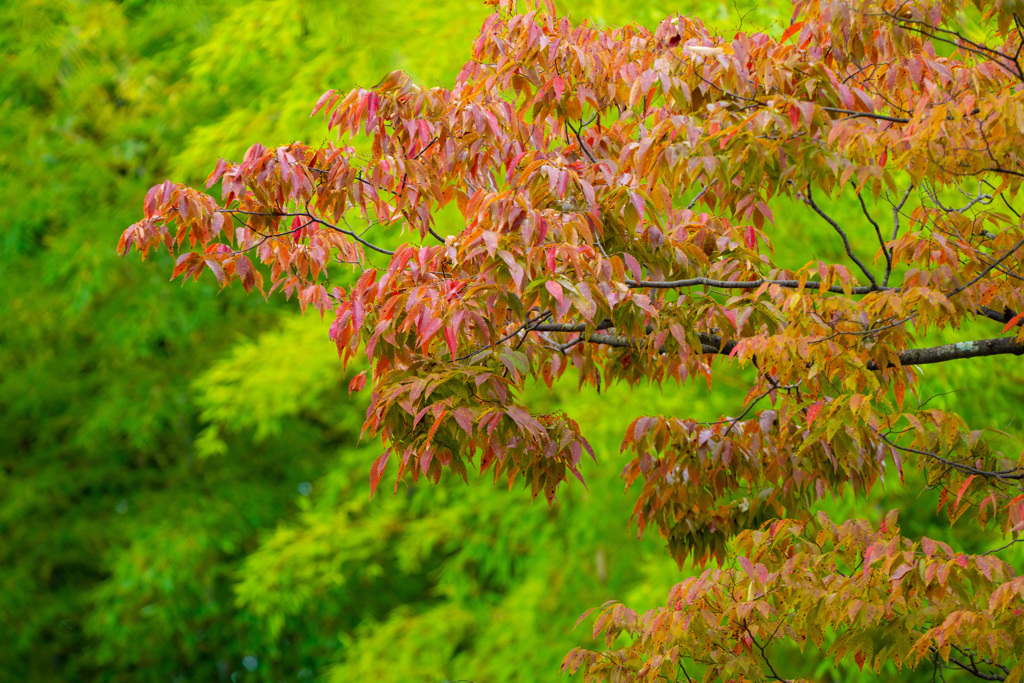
[534,320,1024,370]
[533,322,735,356]
[803,185,879,288]
[857,192,893,286]
[943,651,1007,682]
[626,275,887,295]
[871,336,1024,368]
[878,431,1024,481]
[821,106,910,123]
[947,237,1024,298]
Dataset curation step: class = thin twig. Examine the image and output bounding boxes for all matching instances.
[821,106,909,123]
[626,275,889,295]
[876,431,1024,481]
[857,192,893,284]
[982,538,1024,556]
[802,185,879,288]
[454,311,553,362]
[947,237,1024,298]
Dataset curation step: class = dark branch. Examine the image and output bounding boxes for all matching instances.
[887,183,914,287]
[536,320,1024,370]
[533,322,736,356]
[857,192,893,285]
[803,185,879,288]
[944,652,1007,682]
[821,106,910,123]
[947,237,1024,298]
[626,276,887,295]
[217,208,395,256]
[878,431,1024,481]
[869,336,1024,369]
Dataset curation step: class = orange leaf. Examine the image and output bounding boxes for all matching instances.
[1002,312,1024,332]
[779,20,804,43]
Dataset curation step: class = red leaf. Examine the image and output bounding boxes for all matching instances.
[788,105,800,129]
[807,401,823,425]
[506,151,528,183]
[444,326,458,358]
[744,225,756,249]
[418,317,444,350]
[171,252,197,280]
[365,93,379,134]
[953,475,976,514]
[348,370,367,394]
[369,449,391,498]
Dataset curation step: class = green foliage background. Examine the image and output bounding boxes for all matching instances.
[2,0,1020,681]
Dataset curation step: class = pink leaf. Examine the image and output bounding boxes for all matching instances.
[551,75,565,99]
[629,191,645,221]
[211,211,225,237]
[205,158,228,189]
[482,230,500,256]
[311,89,337,117]
[633,416,653,440]
[144,184,161,218]
[623,254,642,281]
[453,407,475,433]
[545,280,564,306]
[204,259,225,286]
[580,179,596,207]
[738,556,755,580]
[555,169,569,198]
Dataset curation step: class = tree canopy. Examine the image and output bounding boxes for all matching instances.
[117,0,1024,680]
